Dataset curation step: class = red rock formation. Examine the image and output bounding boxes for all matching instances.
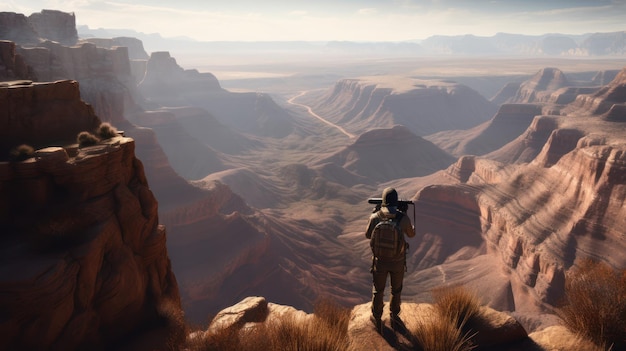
[0,81,180,350]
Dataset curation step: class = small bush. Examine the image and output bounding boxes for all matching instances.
[97,122,119,139]
[557,259,626,350]
[77,131,100,148]
[9,144,35,162]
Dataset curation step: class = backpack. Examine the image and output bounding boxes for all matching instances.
[370,211,405,260]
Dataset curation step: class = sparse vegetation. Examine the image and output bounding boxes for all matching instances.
[77,131,100,148]
[557,258,626,350]
[411,312,476,351]
[410,285,480,351]
[97,122,119,139]
[8,144,35,162]
[184,298,350,351]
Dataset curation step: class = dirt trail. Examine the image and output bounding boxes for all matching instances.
[287,91,356,139]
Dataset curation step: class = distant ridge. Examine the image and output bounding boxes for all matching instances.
[76,25,626,58]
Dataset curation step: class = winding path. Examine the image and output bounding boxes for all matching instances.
[287,91,355,139]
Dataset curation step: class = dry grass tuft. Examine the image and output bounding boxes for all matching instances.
[557,258,626,350]
[410,285,480,351]
[411,313,476,351]
[432,285,482,330]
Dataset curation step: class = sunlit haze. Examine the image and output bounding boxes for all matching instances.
[7,0,626,42]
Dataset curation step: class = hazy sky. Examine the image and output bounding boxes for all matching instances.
[6,0,626,41]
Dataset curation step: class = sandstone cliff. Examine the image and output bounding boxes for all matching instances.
[0,80,180,350]
[401,69,626,320]
[0,80,100,157]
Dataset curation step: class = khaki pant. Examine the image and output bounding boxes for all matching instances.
[371,259,405,319]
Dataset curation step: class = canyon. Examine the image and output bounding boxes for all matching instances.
[2,9,626,349]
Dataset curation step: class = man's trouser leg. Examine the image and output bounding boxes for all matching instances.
[389,266,405,317]
[371,270,388,320]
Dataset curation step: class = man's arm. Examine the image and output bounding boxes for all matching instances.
[365,214,378,239]
[401,214,415,238]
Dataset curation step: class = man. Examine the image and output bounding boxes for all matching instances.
[365,187,415,332]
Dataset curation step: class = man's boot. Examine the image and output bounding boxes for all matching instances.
[370,315,383,334]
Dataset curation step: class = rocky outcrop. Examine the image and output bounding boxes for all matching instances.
[0,80,101,158]
[199,297,530,351]
[305,77,497,137]
[28,10,78,46]
[0,79,180,350]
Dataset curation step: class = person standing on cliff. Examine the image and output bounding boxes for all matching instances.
[365,187,415,332]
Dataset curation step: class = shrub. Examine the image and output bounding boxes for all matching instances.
[77,131,100,148]
[557,259,626,350]
[97,122,119,139]
[8,144,35,162]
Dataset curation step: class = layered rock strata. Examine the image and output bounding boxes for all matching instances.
[0,80,180,350]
